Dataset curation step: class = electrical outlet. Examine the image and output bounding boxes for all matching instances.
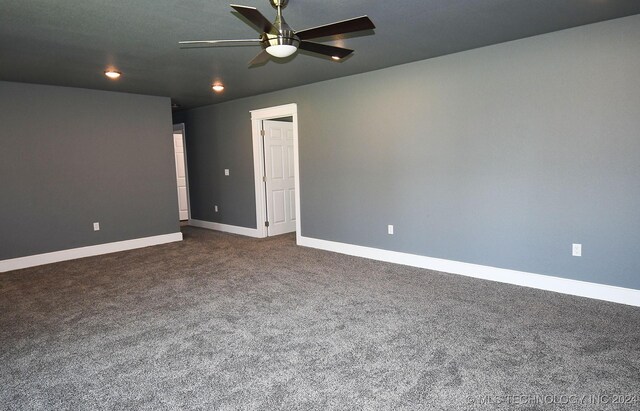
[93,222,100,231]
[214,205,219,212]
[224,169,230,176]
[572,243,582,257]
[388,225,394,235]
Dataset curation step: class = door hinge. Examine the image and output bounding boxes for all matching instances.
[262,176,266,182]
[260,129,265,137]
[265,221,270,227]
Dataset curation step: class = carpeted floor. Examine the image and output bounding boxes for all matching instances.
[1,226,639,410]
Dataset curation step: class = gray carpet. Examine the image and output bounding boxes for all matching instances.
[1,226,639,410]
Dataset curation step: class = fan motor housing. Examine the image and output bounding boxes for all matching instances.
[261,32,299,49]
[269,0,289,8]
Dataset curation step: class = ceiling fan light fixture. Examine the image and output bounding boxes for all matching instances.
[104,70,121,79]
[265,44,297,58]
[179,2,375,66]
[212,84,225,92]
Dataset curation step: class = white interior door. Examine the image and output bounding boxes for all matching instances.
[263,120,296,236]
[173,132,189,221]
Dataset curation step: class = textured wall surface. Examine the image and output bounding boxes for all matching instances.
[0,81,180,260]
[177,15,640,289]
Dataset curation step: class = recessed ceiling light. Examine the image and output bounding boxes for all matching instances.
[331,56,341,61]
[212,84,225,92]
[104,70,121,79]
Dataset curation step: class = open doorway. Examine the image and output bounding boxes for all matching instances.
[250,104,300,240]
[172,123,190,222]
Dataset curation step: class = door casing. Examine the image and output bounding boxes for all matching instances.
[250,104,300,240]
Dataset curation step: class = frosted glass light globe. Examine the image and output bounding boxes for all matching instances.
[266,45,297,58]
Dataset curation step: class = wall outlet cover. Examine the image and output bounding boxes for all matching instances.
[388,225,394,235]
[93,222,100,231]
[572,243,582,257]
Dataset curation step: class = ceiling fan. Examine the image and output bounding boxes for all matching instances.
[179,0,375,65]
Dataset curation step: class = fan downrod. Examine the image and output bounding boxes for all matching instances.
[269,0,288,9]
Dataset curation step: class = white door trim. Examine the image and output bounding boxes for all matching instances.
[250,104,300,240]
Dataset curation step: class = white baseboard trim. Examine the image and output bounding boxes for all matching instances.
[188,219,264,238]
[0,232,183,273]
[298,235,640,307]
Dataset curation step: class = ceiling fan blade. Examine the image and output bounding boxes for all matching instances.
[298,41,353,59]
[179,39,262,48]
[230,4,277,34]
[248,49,271,66]
[295,16,375,40]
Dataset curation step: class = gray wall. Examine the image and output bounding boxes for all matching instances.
[178,15,640,289]
[0,81,180,260]
[174,107,257,227]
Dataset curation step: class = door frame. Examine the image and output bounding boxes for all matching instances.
[172,123,191,221]
[250,104,300,240]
